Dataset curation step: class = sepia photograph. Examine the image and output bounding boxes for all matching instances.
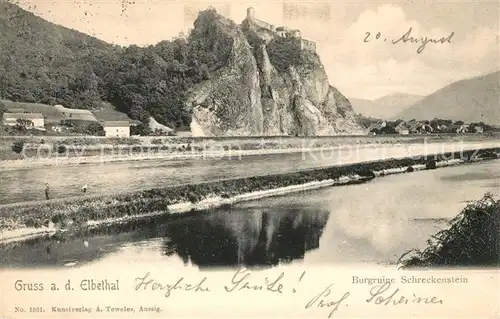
[0,0,498,318]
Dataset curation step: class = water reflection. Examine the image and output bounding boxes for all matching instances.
[0,205,330,269]
[0,221,156,268]
[164,207,330,268]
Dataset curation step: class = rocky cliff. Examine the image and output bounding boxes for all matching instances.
[185,9,366,136]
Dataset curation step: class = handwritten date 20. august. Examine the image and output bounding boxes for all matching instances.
[364,27,455,54]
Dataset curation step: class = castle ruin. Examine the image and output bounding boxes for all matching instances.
[245,7,316,52]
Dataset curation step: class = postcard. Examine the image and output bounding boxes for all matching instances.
[0,0,499,318]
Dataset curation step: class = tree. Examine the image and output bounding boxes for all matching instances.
[13,118,34,131]
[85,122,105,136]
[131,122,152,136]
[11,140,25,154]
[379,125,397,135]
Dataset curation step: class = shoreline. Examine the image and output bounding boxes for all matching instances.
[1,148,498,245]
[0,176,369,245]
[0,145,365,170]
[1,138,499,170]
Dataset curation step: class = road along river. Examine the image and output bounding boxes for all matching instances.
[0,140,498,205]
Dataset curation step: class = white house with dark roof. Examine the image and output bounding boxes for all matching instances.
[103,121,130,137]
[2,112,45,128]
[367,121,387,134]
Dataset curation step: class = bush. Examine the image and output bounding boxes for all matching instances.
[266,38,302,73]
[425,159,437,169]
[357,169,376,178]
[11,140,25,154]
[55,144,68,154]
[131,146,142,153]
[399,193,500,268]
[477,150,498,160]
[151,138,164,145]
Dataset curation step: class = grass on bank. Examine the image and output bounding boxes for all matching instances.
[399,193,499,268]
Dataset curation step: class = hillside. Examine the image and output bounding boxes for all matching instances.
[349,93,423,119]
[396,71,500,125]
[0,0,199,130]
[0,0,118,107]
[91,103,133,122]
[0,2,365,136]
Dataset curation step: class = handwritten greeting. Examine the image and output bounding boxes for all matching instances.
[11,269,450,318]
[129,268,445,318]
[364,27,454,53]
[223,267,288,293]
[134,272,210,298]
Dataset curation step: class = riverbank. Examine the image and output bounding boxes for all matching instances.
[399,193,499,268]
[1,147,498,244]
[1,134,498,169]
[0,144,409,170]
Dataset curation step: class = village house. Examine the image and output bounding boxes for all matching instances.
[367,121,387,135]
[51,125,68,133]
[408,121,433,134]
[395,122,410,135]
[472,125,484,133]
[102,121,130,137]
[437,124,448,131]
[456,124,469,134]
[2,112,45,128]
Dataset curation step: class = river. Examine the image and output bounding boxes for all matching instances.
[1,160,498,269]
[0,140,497,205]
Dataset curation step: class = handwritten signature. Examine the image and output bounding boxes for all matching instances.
[364,27,454,54]
[305,281,443,318]
[305,284,350,318]
[367,282,443,306]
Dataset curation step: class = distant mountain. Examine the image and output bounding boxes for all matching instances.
[349,98,376,116]
[349,93,423,119]
[396,71,500,125]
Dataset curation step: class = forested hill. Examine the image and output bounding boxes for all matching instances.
[1,3,365,135]
[0,1,226,130]
[0,1,117,107]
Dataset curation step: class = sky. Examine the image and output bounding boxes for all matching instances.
[13,0,500,100]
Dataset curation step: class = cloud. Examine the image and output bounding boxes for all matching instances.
[318,4,499,99]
